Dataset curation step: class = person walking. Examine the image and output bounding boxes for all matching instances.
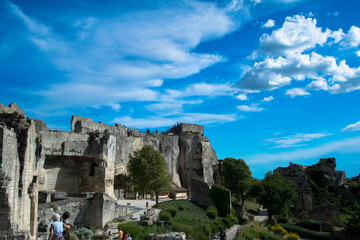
[218,230,227,240]
[48,213,70,240]
[61,211,74,240]
[118,228,123,240]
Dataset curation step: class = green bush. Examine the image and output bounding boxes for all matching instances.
[285,232,300,240]
[279,223,332,240]
[209,185,231,217]
[197,225,212,236]
[92,236,110,239]
[222,216,234,228]
[165,206,178,217]
[73,227,94,240]
[118,222,142,239]
[237,223,282,240]
[159,210,172,221]
[69,233,79,240]
[301,220,321,231]
[211,219,226,233]
[206,206,218,219]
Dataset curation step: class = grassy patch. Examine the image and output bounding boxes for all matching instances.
[279,223,337,240]
[244,199,260,217]
[236,222,283,240]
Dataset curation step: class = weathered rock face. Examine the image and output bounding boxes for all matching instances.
[274,158,359,224]
[70,116,218,189]
[0,103,219,239]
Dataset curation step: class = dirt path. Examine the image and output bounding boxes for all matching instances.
[225,224,243,240]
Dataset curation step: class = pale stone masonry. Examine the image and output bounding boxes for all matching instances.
[0,103,220,239]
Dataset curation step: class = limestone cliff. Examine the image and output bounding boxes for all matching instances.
[0,103,219,238]
[274,158,359,225]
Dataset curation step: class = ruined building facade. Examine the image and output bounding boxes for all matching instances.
[0,103,219,239]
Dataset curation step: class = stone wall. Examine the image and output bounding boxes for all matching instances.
[190,178,214,207]
[0,103,219,239]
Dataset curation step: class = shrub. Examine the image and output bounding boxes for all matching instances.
[68,233,79,240]
[206,206,218,219]
[222,216,234,228]
[117,222,142,239]
[285,232,300,240]
[209,185,231,217]
[92,236,110,239]
[211,219,226,233]
[165,206,178,217]
[271,225,288,236]
[197,225,212,237]
[159,210,172,221]
[301,220,321,231]
[237,223,282,240]
[279,223,332,240]
[73,227,94,240]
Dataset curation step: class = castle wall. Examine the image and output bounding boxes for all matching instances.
[0,103,219,238]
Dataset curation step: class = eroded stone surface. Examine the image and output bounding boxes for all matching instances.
[0,103,219,239]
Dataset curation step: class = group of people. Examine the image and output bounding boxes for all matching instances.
[48,211,225,240]
[118,228,132,240]
[48,212,74,240]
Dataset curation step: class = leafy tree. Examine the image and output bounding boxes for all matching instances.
[128,145,171,205]
[257,171,298,221]
[222,158,254,215]
[345,203,360,235]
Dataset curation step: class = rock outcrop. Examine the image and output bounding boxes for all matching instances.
[0,103,219,239]
[274,158,358,225]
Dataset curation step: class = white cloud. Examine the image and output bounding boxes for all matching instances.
[265,132,331,148]
[162,82,238,100]
[286,88,310,97]
[346,26,360,47]
[247,136,360,164]
[251,0,262,5]
[239,31,360,94]
[342,121,360,132]
[307,78,330,91]
[109,103,121,111]
[8,1,234,111]
[326,11,340,17]
[36,83,159,110]
[235,94,248,100]
[262,19,275,28]
[237,104,264,112]
[256,15,333,56]
[356,50,360,57]
[262,96,274,102]
[112,113,238,128]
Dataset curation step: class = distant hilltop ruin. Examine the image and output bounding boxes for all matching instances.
[0,103,220,239]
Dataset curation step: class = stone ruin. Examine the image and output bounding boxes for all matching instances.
[0,103,220,239]
[274,158,359,226]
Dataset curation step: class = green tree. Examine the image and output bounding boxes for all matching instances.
[222,158,254,215]
[128,145,171,205]
[345,203,360,235]
[257,171,298,221]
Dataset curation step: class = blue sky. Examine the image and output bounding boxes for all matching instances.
[1,0,360,179]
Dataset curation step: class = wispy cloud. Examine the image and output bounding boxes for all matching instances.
[286,88,310,97]
[265,132,331,148]
[7,1,234,112]
[237,103,264,112]
[112,113,238,129]
[342,121,360,132]
[248,136,360,164]
[262,96,274,102]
